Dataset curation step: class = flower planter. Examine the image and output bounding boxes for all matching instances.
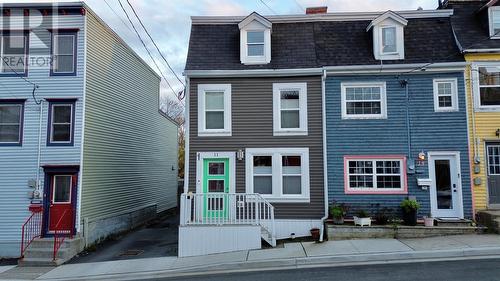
[310,228,321,241]
[424,217,434,227]
[353,216,371,227]
[402,209,417,226]
[332,216,344,225]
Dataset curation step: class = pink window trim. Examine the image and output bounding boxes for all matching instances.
[344,155,408,195]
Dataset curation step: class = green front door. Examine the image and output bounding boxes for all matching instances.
[203,158,230,219]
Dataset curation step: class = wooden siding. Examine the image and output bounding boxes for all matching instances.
[0,11,85,257]
[465,53,500,211]
[325,73,473,219]
[80,11,178,225]
[188,76,324,219]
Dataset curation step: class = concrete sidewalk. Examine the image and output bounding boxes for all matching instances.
[3,234,500,281]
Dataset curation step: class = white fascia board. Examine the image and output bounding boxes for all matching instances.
[184,68,323,78]
[366,10,408,31]
[324,62,466,74]
[463,48,500,53]
[238,12,272,29]
[192,9,453,25]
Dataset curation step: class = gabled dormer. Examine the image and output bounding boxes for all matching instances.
[483,0,500,38]
[367,11,408,60]
[238,12,272,65]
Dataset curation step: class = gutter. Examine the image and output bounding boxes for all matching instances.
[183,68,323,78]
[319,69,329,242]
[324,62,467,74]
[464,49,500,53]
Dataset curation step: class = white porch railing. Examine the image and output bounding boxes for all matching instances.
[180,193,276,246]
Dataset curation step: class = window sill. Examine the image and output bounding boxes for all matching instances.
[435,108,459,113]
[0,143,22,146]
[474,106,500,112]
[198,131,232,137]
[47,142,74,147]
[342,115,387,120]
[345,189,407,195]
[259,196,310,203]
[273,130,308,136]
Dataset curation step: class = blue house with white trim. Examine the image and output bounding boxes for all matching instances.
[0,2,178,263]
[323,11,473,219]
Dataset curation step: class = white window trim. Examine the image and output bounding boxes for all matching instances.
[240,28,271,65]
[245,148,310,203]
[373,23,405,60]
[53,34,76,74]
[433,78,459,112]
[273,82,308,136]
[50,103,74,144]
[380,26,398,55]
[341,82,387,119]
[345,157,407,194]
[52,175,72,204]
[489,7,500,39]
[197,84,232,137]
[472,62,500,111]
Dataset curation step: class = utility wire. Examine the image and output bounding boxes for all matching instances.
[259,0,277,14]
[125,0,185,88]
[116,0,177,97]
[103,0,134,33]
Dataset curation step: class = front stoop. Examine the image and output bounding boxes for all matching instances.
[477,210,500,233]
[18,237,83,267]
[434,218,473,227]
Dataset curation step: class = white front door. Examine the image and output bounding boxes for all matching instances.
[429,152,463,218]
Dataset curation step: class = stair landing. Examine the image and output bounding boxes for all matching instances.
[18,237,83,267]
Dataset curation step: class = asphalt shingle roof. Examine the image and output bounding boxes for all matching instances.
[445,0,500,50]
[185,16,464,71]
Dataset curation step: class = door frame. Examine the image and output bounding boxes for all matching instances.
[42,165,79,237]
[196,152,235,194]
[428,151,464,219]
[485,141,500,209]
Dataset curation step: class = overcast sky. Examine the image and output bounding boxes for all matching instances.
[1,0,439,99]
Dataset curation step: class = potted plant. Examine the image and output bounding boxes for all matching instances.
[374,206,392,225]
[424,213,434,227]
[400,199,420,226]
[353,210,371,227]
[330,203,349,225]
[310,228,320,241]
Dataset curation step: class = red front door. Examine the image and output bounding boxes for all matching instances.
[48,174,76,233]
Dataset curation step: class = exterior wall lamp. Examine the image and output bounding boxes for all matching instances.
[237,149,245,161]
[496,129,500,138]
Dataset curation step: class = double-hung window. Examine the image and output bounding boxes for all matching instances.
[433,78,458,112]
[381,26,397,54]
[0,100,24,145]
[0,32,28,75]
[476,65,500,109]
[247,31,265,57]
[341,82,387,119]
[273,83,307,135]
[345,156,407,194]
[51,31,77,75]
[246,148,310,202]
[198,84,231,136]
[48,100,75,146]
[489,7,500,38]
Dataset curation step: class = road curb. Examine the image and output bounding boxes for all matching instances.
[35,247,500,281]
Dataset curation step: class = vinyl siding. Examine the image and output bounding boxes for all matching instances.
[326,73,473,219]
[188,76,324,219]
[464,53,500,211]
[0,11,85,257]
[81,11,178,225]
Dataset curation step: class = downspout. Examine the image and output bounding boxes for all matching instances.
[319,68,328,242]
[400,79,412,167]
[469,64,479,163]
[35,100,44,197]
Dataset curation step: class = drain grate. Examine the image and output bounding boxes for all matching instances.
[118,250,144,257]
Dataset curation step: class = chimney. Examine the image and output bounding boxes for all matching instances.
[306,6,328,15]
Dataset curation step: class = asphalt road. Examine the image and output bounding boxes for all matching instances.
[153,258,500,281]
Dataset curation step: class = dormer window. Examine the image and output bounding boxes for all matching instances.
[239,12,272,65]
[247,31,265,56]
[381,26,397,54]
[489,7,500,38]
[367,11,407,60]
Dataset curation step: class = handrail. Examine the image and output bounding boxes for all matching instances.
[53,209,73,261]
[20,209,43,257]
[180,193,276,245]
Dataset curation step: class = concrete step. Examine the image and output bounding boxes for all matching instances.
[28,237,81,249]
[435,218,472,227]
[18,257,64,267]
[24,248,73,260]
